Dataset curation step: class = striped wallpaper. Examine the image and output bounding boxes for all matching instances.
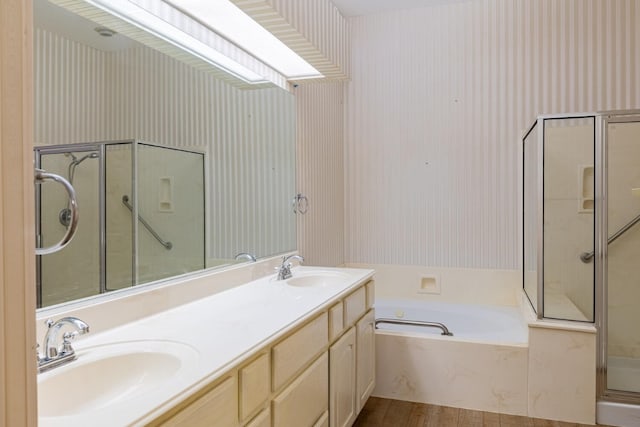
[295,82,345,266]
[343,0,640,270]
[34,28,296,262]
[34,29,110,145]
[35,0,640,271]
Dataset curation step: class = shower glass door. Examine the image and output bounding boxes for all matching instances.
[605,117,640,396]
[135,143,205,284]
[36,146,101,307]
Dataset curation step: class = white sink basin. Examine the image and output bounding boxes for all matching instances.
[38,340,199,419]
[286,272,350,288]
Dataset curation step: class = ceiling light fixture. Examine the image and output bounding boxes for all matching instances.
[94,27,116,37]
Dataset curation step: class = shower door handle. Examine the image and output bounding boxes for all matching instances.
[35,168,79,255]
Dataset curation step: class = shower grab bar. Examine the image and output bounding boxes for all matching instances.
[122,195,173,250]
[580,211,640,263]
[35,169,79,255]
[375,318,454,336]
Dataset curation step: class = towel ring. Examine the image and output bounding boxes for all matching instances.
[35,168,79,255]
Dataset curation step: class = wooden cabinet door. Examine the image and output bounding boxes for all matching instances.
[329,327,357,427]
[356,309,375,412]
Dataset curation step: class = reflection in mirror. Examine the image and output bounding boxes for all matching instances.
[35,142,205,307]
[34,0,296,308]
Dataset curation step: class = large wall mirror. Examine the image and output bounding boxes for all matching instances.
[34,0,296,308]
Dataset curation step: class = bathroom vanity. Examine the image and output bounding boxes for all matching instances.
[37,266,375,427]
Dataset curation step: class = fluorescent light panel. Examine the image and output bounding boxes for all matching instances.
[83,0,268,83]
[165,0,323,79]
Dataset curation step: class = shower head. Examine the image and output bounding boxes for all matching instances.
[66,151,99,184]
[73,152,100,165]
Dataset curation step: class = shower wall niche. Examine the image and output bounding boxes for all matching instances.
[35,140,205,307]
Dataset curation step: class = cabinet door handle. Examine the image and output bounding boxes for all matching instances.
[292,193,309,214]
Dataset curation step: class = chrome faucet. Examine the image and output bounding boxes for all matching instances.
[235,252,257,262]
[38,317,90,373]
[277,254,304,280]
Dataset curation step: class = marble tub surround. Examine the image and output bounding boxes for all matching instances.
[363,264,596,424]
[374,331,529,416]
[527,325,596,424]
[36,265,374,426]
[346,263,521,307]
[368,265,530,416]
[521,292,597,425]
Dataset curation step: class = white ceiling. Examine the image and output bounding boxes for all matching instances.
[331,0,470,17]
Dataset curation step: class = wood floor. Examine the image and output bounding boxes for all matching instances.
[353,397,610,427]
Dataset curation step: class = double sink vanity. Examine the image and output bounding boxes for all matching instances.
[36,264,375,427]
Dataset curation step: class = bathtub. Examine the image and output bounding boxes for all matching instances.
[375,299,528,343]
[373,298,530,415]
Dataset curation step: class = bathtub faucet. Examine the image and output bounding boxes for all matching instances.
[277,254,304,280]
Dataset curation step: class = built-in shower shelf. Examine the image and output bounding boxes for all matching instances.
[579,164,594,213]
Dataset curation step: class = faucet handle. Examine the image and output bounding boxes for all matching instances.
[61,332,78,355]
[63,331,78,341]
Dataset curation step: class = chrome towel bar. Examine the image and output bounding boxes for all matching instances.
[122,195,173,250]
[580,211,640,263]
[375,318,454,336]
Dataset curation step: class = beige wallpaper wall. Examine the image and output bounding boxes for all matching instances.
[343,0,640,269]
[295,82,346,266]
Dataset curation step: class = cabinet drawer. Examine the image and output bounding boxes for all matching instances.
[239,353,270,422]
[162,375,238,427]
[344,286,366,327]
[245,408,270,427]
[365,280,375,310]
[272,312,328,391]
[329,302,344,342]
[272,353,329,427]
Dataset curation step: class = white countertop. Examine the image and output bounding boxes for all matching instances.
[38,266,374,427]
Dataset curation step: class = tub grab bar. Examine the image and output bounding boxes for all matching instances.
[375,318,454,336]
[35,169,79,255]
[580,211,640,263]
[122,195,172,250]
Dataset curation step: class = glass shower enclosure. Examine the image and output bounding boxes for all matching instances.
[35,140,205,308]
[522,110,640,421]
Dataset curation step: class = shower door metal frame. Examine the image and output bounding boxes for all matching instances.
[34,142,106,306]
[596,111,640,405]
[522,112,598,321]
